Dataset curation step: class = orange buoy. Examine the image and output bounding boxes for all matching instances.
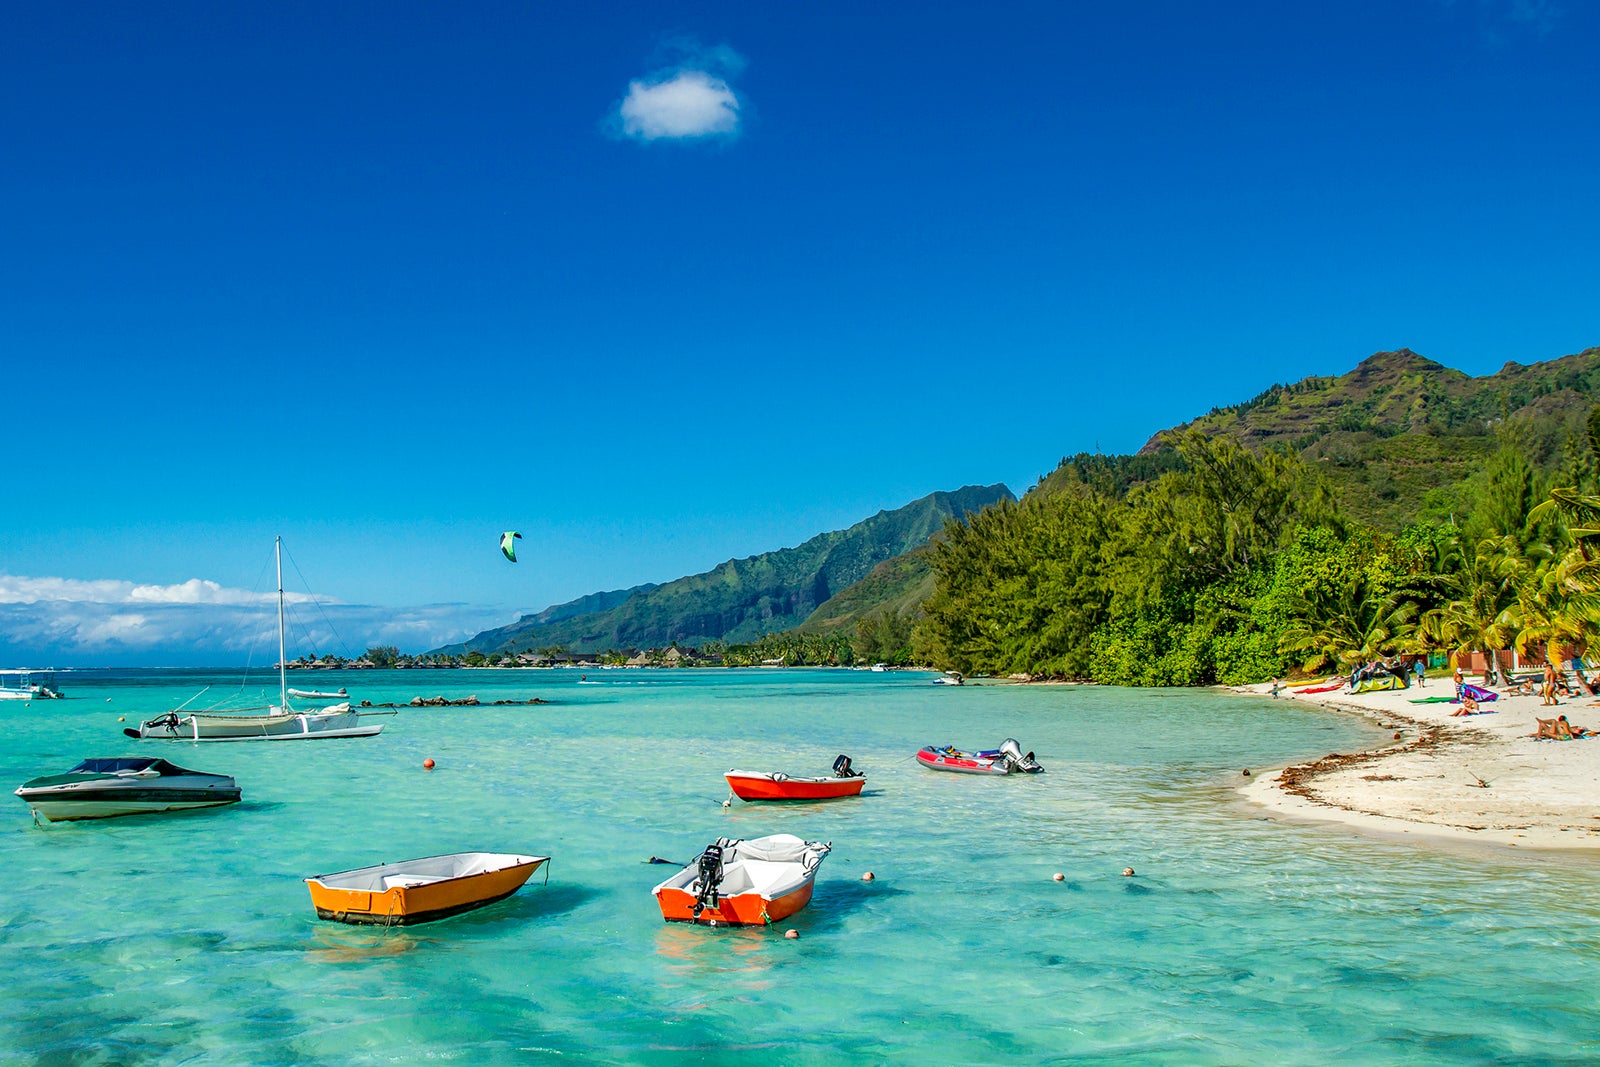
[423,759,435,770]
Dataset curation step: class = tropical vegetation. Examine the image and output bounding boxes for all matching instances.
[910,404,1600,686]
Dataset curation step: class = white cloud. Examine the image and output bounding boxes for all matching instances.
[0,573,503,664]
[0,574,310,607]
[612,42,746,142]
[619,70,741,141]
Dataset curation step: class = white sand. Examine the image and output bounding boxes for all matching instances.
[1235,674,1600,851]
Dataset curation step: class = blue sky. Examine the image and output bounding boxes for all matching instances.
[3,1,1596,664]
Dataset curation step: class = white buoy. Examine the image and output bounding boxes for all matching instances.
[1052,873,1065,882]
[785,929,799,939]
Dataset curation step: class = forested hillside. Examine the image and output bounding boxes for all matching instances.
[908,358,1600,684]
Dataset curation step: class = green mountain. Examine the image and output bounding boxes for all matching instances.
[796,550,936,636]
[1036,345,1600,529]
[437,484,1013,654]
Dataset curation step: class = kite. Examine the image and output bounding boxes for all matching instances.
[500,531,522,563]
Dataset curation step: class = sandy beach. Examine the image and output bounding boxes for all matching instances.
[1236,673,1600,851]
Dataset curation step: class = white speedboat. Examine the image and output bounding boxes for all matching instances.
[126,539,388,742]
[15,758,240,821]
[0,669,63,700]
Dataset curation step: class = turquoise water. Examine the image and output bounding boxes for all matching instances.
[3,668,1598,1064]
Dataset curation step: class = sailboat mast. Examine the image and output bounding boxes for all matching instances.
[276,536,288,711]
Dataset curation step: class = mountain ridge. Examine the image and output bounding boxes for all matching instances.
[435,483,1013,654]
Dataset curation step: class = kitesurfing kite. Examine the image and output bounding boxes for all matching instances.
[500,531,522,563]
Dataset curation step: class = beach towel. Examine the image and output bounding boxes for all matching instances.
[1460,683,1498,703]
[1294,682,1345,694]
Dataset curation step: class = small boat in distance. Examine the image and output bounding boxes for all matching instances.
[15,758,240,822]
[287,687,349,700]
[653,834,831,926]
[725,754,866,801]
[306,852,549,926]
[126,539,387,742]
[932,670,964,686]
[0,669,63,701]
[916,739,1043,775]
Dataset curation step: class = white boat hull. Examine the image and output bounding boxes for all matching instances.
[26,796,239,821]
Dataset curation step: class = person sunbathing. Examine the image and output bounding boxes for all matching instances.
[1451,693,1481,716]
[1557,715,1591,739]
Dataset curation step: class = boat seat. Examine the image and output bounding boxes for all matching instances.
[382,874,447,890]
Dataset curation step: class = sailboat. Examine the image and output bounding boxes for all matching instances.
[125,538,389,742]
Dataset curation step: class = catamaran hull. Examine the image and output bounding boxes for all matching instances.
[125,711,383,741]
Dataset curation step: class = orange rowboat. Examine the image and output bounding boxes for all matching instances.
[306,852,548,926]
[653,834,831,926]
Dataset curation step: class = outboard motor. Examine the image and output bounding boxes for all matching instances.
[141,712,184,736]
[997,738,1044,774]
[691,842,726,920]
[832,754,862,779]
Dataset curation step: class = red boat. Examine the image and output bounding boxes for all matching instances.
[915,739,1043,775]
[725,755,866,801]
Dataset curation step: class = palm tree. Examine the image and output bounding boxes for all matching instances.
[1279,566,1421,675]
[1420,534,1528,685]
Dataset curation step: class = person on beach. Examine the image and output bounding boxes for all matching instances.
[1542,663,1559,706]
[1413,658,1425,688]
[1269,677,1281,698]
[1452,691,1480,716]
[1557,715,1591,738]
[1453,667,1464,701]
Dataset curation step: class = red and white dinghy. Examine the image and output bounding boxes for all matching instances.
[915,739,1043,775]
[725,754,865,801]
[653,834,831,926]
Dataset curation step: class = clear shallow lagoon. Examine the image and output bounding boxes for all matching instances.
[3,668,1596,1065]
